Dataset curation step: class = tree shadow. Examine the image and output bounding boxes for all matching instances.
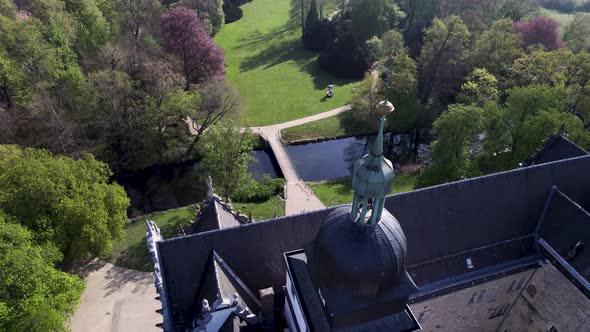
[113,216,186,273]
[239,37,313,72]
[104,263,154,297]
[300,59,359,90]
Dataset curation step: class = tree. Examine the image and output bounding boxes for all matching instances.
[200,121,255,202]
[64,0,111,52]
[483,84,590,168]
[89,69,153,169]
[160,7,225,89]
[0,213,85,331]
[185,78,241,156]
[419,104,484,187]
[318,32,369,78]
[513,16,565,51]
[116,0,162,41]
[457,68,499,107]
[179,0,224,36]
[0,146,129,261]
[349,0,405,40]
[470,18,521,77]
[350,73,385,131]
[417,16,470,111]
[562,13,590,53]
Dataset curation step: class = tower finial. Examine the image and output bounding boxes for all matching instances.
[350,101,395,224]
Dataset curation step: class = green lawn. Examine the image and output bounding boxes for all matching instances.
[233,196,285,221]
[215,0,359,126]
[109,206,195,271]
[309,174,418,207]
[280,110,377,143]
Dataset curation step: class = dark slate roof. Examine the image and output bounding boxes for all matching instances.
[523,135,588,166]
[189,198,241,234]
[158,154,590,329]
[536,187,590,281]
[191,251,261,325]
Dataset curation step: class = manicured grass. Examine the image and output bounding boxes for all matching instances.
[109,206,195,272]
[280,110,377,143]
[234,196,285,221]
[215,0,359,126]
[309,174,418,207]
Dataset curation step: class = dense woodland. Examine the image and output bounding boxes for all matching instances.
[2,0,590,329]
[295,0,590,185]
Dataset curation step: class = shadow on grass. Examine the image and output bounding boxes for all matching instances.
[237,25,359,91]
[240,37,312,72]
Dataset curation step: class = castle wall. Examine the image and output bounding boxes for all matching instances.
[410,270,534,331]
[499,264,590,332]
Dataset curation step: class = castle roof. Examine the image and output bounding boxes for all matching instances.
[156,153,590,330]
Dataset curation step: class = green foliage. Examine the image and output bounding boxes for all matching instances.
[349,0,405,40]
[562,13,590,53]
[0,213,85,331]
[470,18,521,78]
[417,16,471,110]
[200,121,255,201]
[457,68,499,106]
[419,104,485,187]
[233,176,284,202]
[64,0,111,52]
[0,146,129,261]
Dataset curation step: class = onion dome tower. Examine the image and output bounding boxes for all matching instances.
[283,101,420,332]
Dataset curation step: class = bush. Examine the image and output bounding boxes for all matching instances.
[223,3,243,23]
[318,32,369,78]
[233,176,284,202]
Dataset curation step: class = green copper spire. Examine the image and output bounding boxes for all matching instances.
[351,101,395,224]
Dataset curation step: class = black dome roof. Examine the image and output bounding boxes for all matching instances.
[305,205,407,299]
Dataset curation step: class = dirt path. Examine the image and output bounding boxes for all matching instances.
[70,259,160,332]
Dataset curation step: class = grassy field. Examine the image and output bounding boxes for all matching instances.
[109,206,195,271]
[309,174,418,207]
[215,0,359,126]
[280,110,378,143]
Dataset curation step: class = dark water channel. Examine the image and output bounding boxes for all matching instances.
[117,133,424,217]
[286,136,372,182]
[116,150,281,217]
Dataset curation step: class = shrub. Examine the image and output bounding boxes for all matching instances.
[318,32,370,78]
[233,176,284,202]
[223,3,243,23]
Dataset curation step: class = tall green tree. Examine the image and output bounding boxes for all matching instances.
[419,104,485,187]
[0,146,129,261]
[350,0,405,40]
[470,18,521,78]
[200,121,255,202]
[0,213,85,331]
[417,16,470,111]
[457,68,499,107]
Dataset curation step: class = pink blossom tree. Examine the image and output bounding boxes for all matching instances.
[160,7,225,89]
[513,16,565,51]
